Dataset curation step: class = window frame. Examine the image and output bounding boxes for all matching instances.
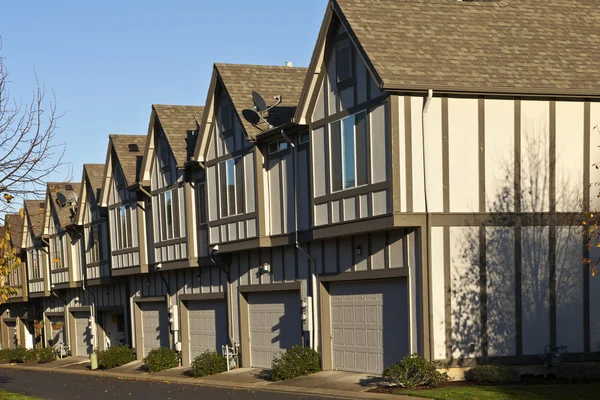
[335,36,354,90]
[159,189,176,241]
[31,248,40,279]
[328,110,369,193]
[218,157,244,218]
[116,205,133,250]
[268,139,289,154]
[220,100,234,137]
[197,182,207,226]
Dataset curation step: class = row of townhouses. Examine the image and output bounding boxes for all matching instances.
[1,0,600,374]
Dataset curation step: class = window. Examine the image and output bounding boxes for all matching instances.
[117,205,133,250]
[218,157,244,218]
[89,225,101,263]
[330,111,368,191]
[220,101,233,135]
[159,189,175,240]
[268,139,288,154]
[52,234,65,270]
[335,37,353,85]
[159,139,170,171]
[197,183,207,225]
[31,249,40,279]
[299,131,310,144]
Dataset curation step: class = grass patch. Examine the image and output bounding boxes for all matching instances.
[0,391,42,400]
[400,383,600,400]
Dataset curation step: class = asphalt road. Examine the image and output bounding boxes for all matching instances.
[0,369,340,400]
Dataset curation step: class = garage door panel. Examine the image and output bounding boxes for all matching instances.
[141,302,169,357]
[248,291,301,368]
[187,300,227,360]
[330,280,408,374]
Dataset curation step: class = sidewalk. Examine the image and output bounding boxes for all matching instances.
[0,360,425,400]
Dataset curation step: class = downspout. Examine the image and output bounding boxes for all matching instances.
[281,129,319,350]
[421,89,433,357]
[81,279,97,352]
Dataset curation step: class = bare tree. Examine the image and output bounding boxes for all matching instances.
[0,37,67,213]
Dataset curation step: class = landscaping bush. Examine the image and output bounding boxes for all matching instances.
[97,345,136,370]
[0,348,12,361]
[271,345,321,381]
[382,353,449,389]
[188,351,227,377]
[554,363,600,381]
[36,347,58,363]
[466,365,521,384]
[8,347,37,363]
[143,347,179,373]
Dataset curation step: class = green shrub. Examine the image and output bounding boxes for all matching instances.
[271,345,321,381]
[555,363,600,381]
[188,351,228,377]
[97,345,136,370]
[382,353,449,389]
[8,347,37,363]
[466,365,521,384]
[0,348,12,361]
[143,347,179,373]
[36,347,58,363]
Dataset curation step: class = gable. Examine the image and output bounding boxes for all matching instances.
[296,5,382,124]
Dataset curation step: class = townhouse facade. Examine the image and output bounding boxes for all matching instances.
[1,0,599,377]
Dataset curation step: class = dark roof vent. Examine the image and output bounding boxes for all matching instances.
[65,184,73,191]
[128,144,139,152]
[39,202,45,209]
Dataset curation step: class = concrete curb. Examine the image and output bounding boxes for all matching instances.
[0,364,424,400]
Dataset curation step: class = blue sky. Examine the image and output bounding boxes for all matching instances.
[0,0,326,200]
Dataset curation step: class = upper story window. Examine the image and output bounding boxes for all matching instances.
[335,37,353,88]
[220,101,234,136]
[52,234,65,270]
[268,139,288,154]
[330,111,368,191]
[159,138,171,171]
[219,157,245,218]
[159,189,176,240]
[31,249,40,279]
[88,224,101,263]
[197,183,207,225]
[299,131,310,144]
[116,205,133,249]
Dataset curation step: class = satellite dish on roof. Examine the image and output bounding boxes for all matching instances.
[56,192,67,208]
[242,91,284,131]
[242,109,261,126]
[252,91,267,112]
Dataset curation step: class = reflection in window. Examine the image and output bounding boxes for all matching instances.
[329,111,368,192]
[219,157,244,218]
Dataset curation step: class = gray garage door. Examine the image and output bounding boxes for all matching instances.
[248,291,301,368]
[330,280,408,374]
[5,321,17,349]
[188,300,227,360]
[141,302,169,357]
[73,311,93,356]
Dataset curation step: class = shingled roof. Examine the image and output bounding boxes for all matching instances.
[83,164,105,203]
[215,64,308,140]
[152,105,204,167]
[335,0,600,94]
[109,135,147,187]
[24,200,45,238]
[47,182,81,230]
[5,214,24,252]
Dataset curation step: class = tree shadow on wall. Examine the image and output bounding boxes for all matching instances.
[449,125,585,366]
